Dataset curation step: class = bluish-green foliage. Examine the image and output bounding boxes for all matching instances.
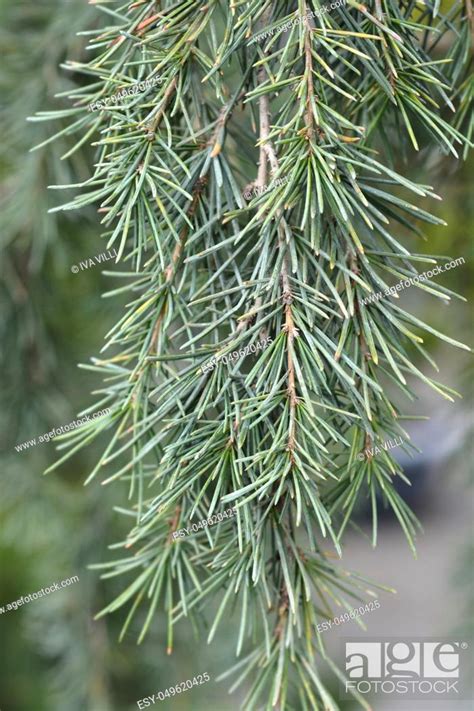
[26,1,472,708]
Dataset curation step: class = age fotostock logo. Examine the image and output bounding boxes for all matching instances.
[341,639,471,700]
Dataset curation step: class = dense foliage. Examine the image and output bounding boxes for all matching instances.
[28,1,472,708]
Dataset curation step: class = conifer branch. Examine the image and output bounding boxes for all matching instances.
[32,1,472,707]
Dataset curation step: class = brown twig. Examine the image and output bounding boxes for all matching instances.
[256,25,299,457]
[166,505,181,544]
[303,5,317,141]
[148,177,207,356]
[147,77,178,137]
[466,0,473,27]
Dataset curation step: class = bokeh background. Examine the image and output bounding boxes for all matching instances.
[0,1,472,710]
